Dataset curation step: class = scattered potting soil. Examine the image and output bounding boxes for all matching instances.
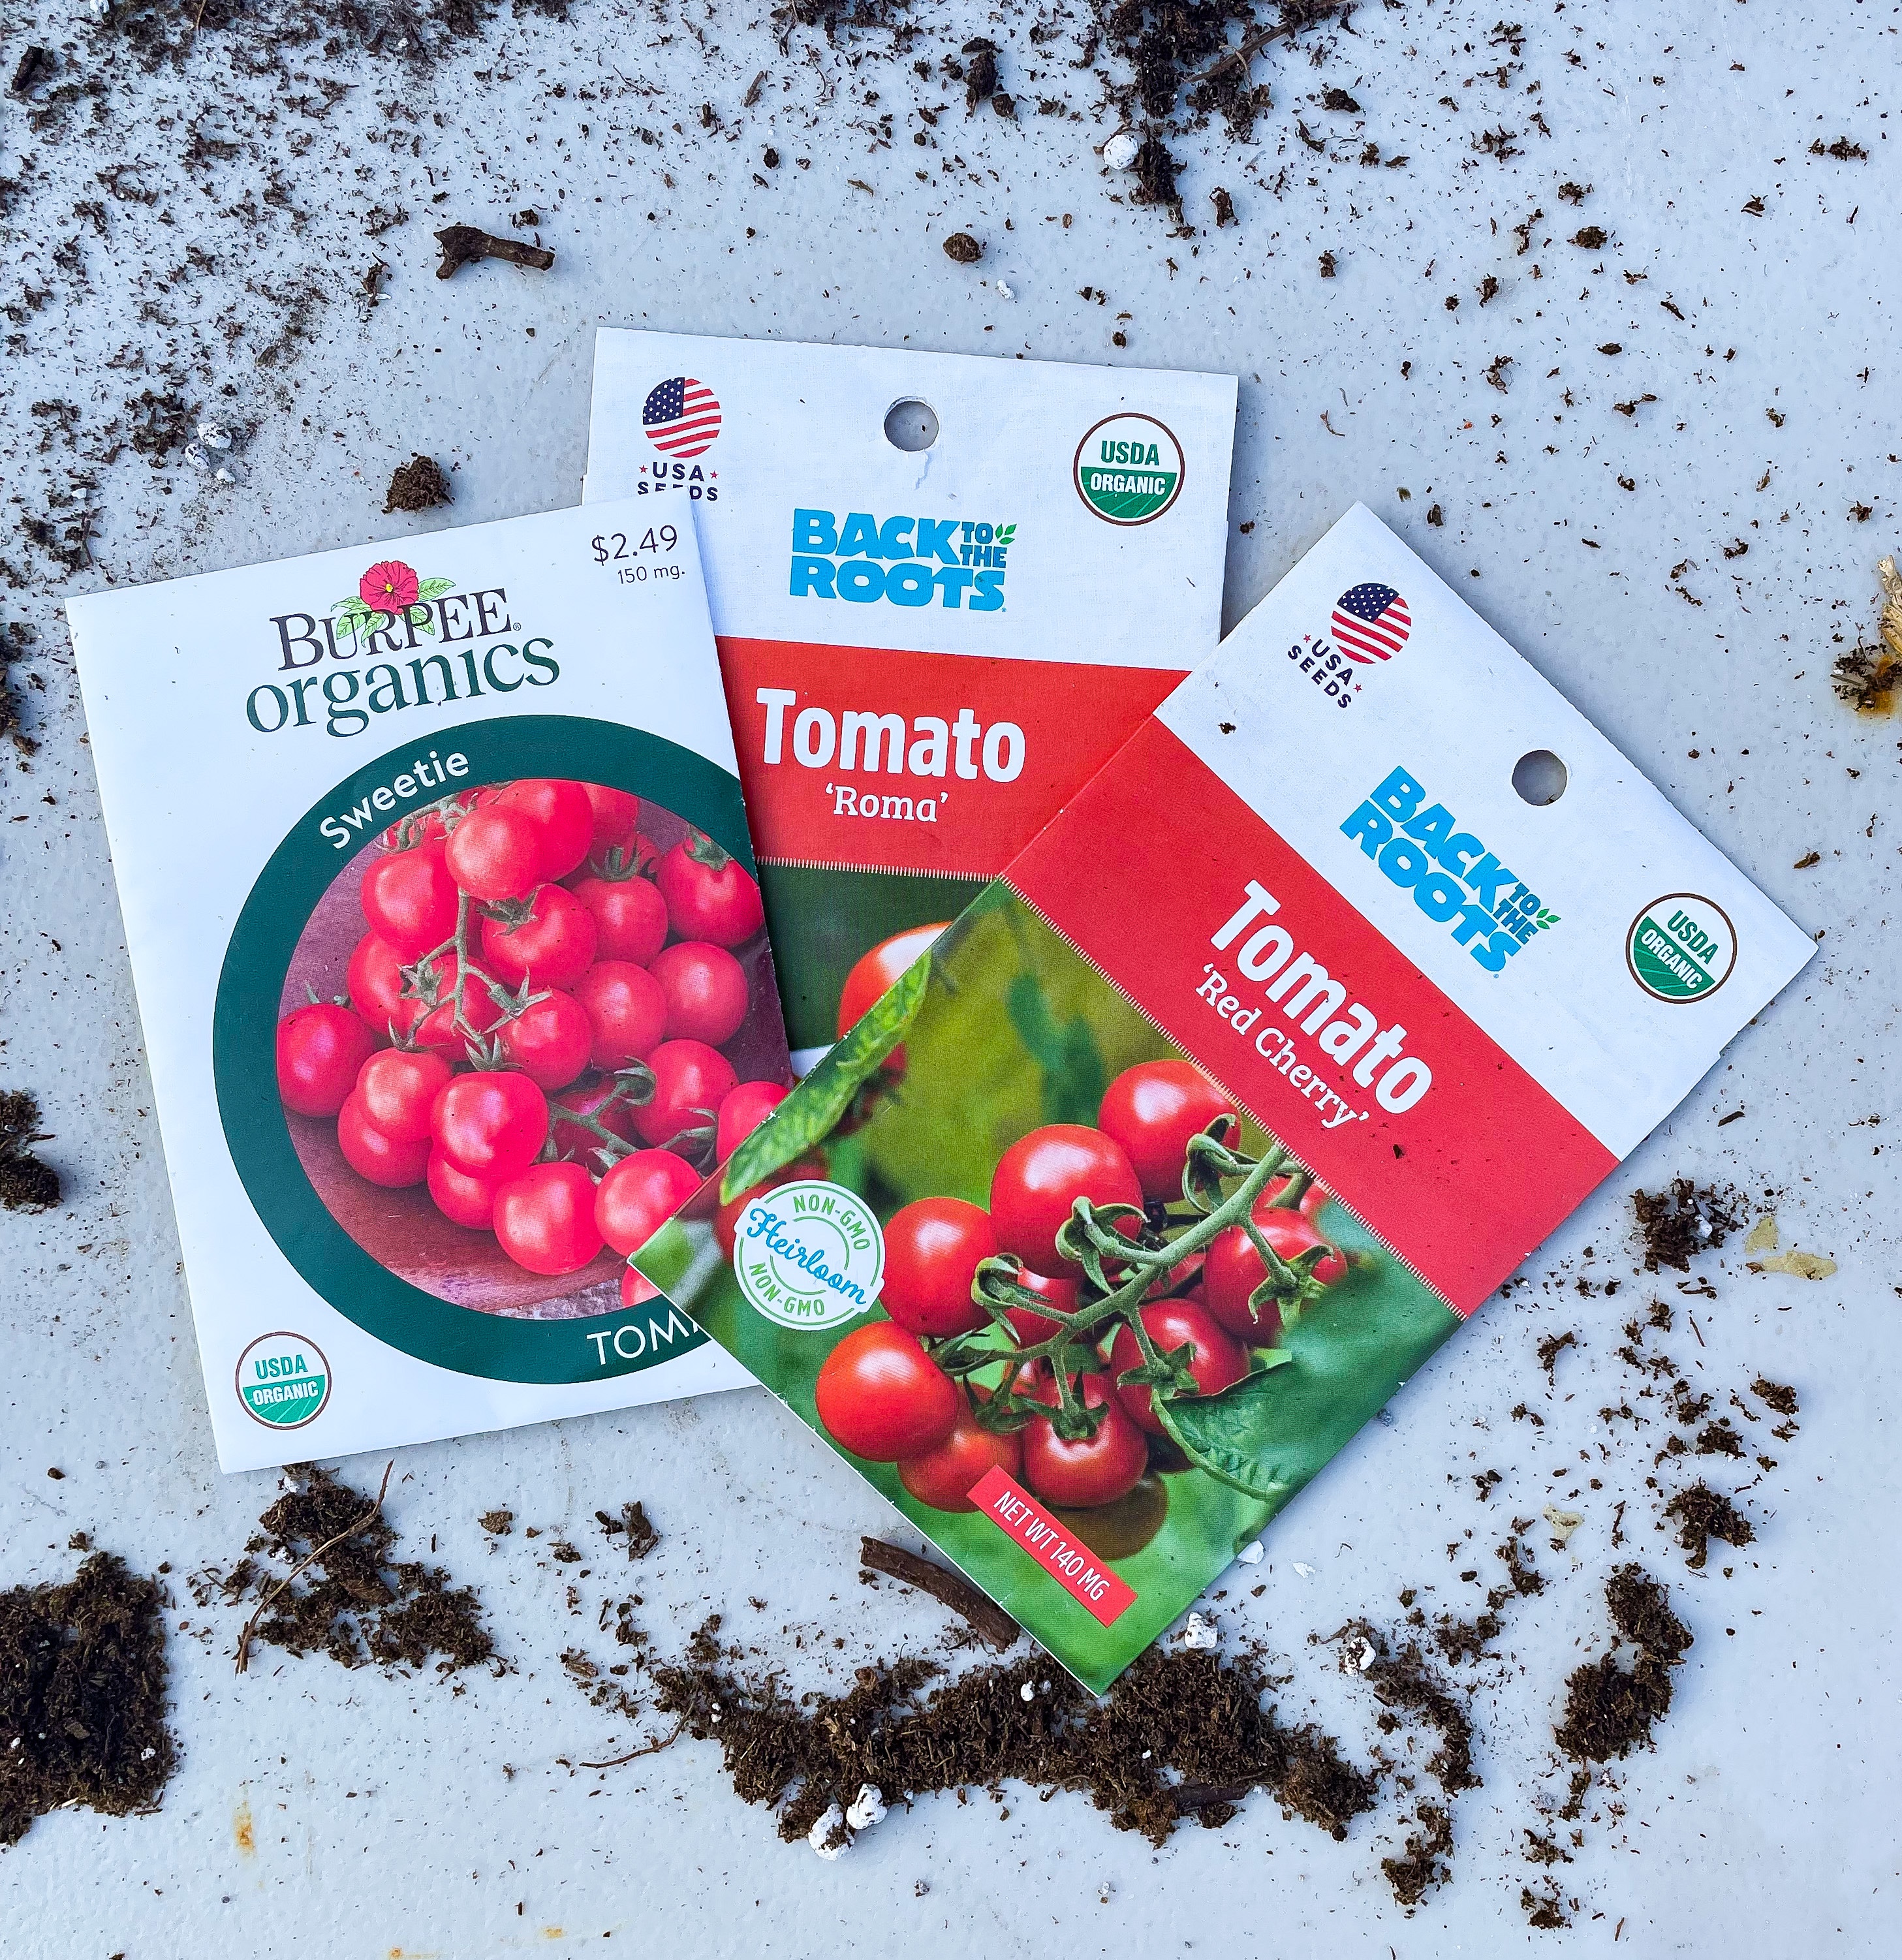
[1662,1483,1756,1571]
[1338,1623,1478,1794]
[1382,1799,1453,1908]
[596,1501,659,1559]
[1552,1565,1691,1763]
[1632,1179,1741,1272]
[200,1465,493,1677]
[0,1089,61,1213]
[0,1551,175,1849]
[382,453,452,514]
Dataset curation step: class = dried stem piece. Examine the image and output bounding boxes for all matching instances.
[433,225,555,280]
[859,1537,1020,1651]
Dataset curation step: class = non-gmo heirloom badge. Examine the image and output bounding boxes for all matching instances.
[732,1179,886,1331]
[236,1331,332,1429]
[1626,893,1738,1003]
[1072,413,1186,525]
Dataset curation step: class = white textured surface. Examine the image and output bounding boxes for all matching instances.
[1,4,1896,1955]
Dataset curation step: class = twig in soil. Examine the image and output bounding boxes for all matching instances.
[1180,7,1345,108]
[580,1715,688,1770]
[433,225,555,280]
[859,1538,1020,1651]
[234,1461,392,1673]
[9,47,53,95]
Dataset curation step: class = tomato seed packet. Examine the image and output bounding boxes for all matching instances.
[69,501,781,1472]
[582,330,1236,1063]
[634,503,1815,1690]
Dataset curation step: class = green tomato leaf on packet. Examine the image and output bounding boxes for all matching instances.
[1156,1350,1298,1500]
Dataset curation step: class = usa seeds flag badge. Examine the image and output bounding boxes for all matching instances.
[636,504,1813,1691]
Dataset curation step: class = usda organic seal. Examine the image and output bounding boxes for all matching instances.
[235,1330,331,1429]
[1626,893,1738,1003]
[1073,412,1185,525]
[731,1179,885,1331]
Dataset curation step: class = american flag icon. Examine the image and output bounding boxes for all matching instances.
[1330,582,1411,664]
[642,375,723,459]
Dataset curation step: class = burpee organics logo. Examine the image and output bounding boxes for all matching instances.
[1627,894,1736,1003]
[1285,582,1413,709]
[1073,412,1185,524]
[732,1179,885,1331]
[789,509,1014,612]
[632,374,723,499]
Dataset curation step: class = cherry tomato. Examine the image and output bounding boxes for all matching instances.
[347,930,427,1041]
[713,1080,789,1163]
[355,1047,454,1143]
[412,954,505,1053]
[497,988,593,1091]
[1001,1267,1082,1348]
[1202,1205,1347,1343]
[571,871,668,966]
[360,838,460,963]
[276,1001,379,1117]
[713,1151,828,1260]
[649,941,749,1046]
[378,805,450,852]
[1097,1059,1234,1204]
[655,831,765,947]
[431,1069,549,1179]
[551,1077,640,1160]
[595,1148,703,1255]
[1106,1297,1250,1436]
[633,1040,738,1149]
[493,1160,604,1275]
[478,882,599,989]
[896,1390,1022,1511]
[574,961,668,1072]
[580,783,641,862]
[813,1322,959,1462]
[879,1197,997,1338]
[989,1124,1143,1279]
[836,922,947,1077]
[336,1092,431,1188]
[444,804,542,903]
[493,779,594,882]
[427,1148,502,1229]
[1020,1371,1148,1509]
[620,1264,663,1307]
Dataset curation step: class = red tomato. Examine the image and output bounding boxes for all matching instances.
[336,1093,431,1188]
[1097,1059,1234,1204]
[813,1322,959,1462]
[713,1080,789,1163]
[550,1077,640,1160]
[595,1148,703,1255]
[431,1070,549,1179]
[497,988,593,1091]
[655,830,765,947]
[713,1151,827,1260]
[1202,1205,1347,1343]
[493,779,594,882]
[360,838,460,963]
[1001,1267,1082,1348]
[580,783,641,862]
[574,961,668,1071]
[571,871,668,966]
[1020,1371,1148,1508]
[355,1047,453,1143]
[989,1125,1143,1279]
[444,805,542,902]
[835,922,947,1077]
[1106,1298,1250,1435]
[620,1264,663,1307]
[427,1148,501,1229]
[649,941,749,1046]
[897,1392,1022,1511]
[347,930,427,1040]
[879,1197,997,1339]
[378,805,450,851]
[493,1160,604,1275]
[633,1040,738,1149]
[412,954,505,1053]
[276,1001,379,1117]
[478,882,599,989]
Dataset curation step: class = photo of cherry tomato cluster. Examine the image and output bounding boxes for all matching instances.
[804,1047,1350,1529]
[274,776,790,1303]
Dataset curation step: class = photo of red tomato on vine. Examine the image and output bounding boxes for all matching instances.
[275,771,792,1317]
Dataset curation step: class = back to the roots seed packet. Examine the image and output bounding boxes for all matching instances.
[638,505,1815,1690]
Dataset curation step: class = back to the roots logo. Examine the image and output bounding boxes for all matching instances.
[731,1179,885,1330]
[1073,413,1185,525]
[236,1331,332,1429]
[1627,893,1737,1003]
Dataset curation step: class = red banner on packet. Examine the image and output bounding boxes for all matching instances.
[967,1467,1138,1627]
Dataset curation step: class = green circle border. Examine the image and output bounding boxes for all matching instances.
[1624,890,1737,1004]
[213,713,752,1384]
[1070,412,1187,527]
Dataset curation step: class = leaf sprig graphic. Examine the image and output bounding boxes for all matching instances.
[993,523,1017,546]
[329,576,456,642]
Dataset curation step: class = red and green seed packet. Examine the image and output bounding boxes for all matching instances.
[67,500,784,1472]
[582,330,1237,1063]
[636,503,1815,1690]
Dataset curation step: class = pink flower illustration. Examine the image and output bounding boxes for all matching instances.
[359,561,420,613]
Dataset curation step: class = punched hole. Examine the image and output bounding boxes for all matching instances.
[882,397,940,452]
[1511,749,1568,806]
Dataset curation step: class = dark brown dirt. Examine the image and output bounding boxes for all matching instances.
[1382,1799,1452,1906]
[595,1501,659,1558]
[0,1089,61,1212]
[0,1551,175,1848]
[1632,1179,1741,1271]
[382,454,453,514]
[941,231,983,264]
[1751,1378,1800,1417]
[1340,1622,1477,1794]
[1662,1483,1756,1570]
[1553,1565,1690,1763]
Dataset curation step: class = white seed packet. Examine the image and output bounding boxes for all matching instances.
[583,330,1236,1063]
[68,501,783,1471]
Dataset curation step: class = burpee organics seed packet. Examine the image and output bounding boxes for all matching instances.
[68,500,786,1473]
[582,330,1236,1061]
[633,503,1815,1690]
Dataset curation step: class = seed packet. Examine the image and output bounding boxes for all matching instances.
[582,330,1236,1061]
[634,503,1815,1690]
[68,501,785,1472]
